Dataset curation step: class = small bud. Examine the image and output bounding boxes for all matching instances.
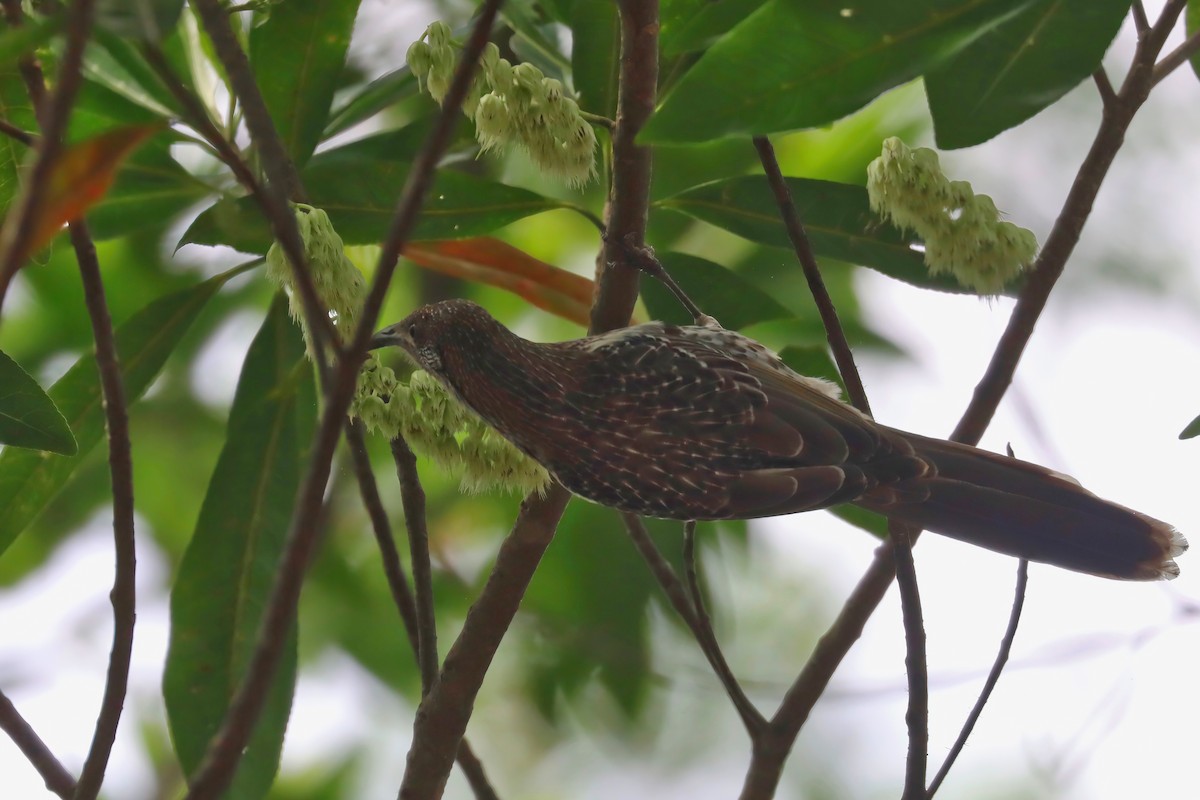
[426,20,452,48]
[474,93,511,151]
[406,40,432,80]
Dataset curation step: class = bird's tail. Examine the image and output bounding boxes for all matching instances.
[856,432,1187,580]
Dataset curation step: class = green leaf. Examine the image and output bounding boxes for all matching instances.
[0,351,77,455]
[778,345,845,395]
[1180,413,1200,440]
[164,296,311,799]
[250,0,362,166]
[324,68,418,138]
[0,276,223,557]
[660,0,768,56]
[180,156,563,254]
[570,0,620,117]
[640,252,792,328]
[643,0,1032,143]
[0,17,61,72]
[926,0,1129,148]
[94,0,185,41]
[659,176,982,293]
[87,135,213,239]
[87,26,194,117]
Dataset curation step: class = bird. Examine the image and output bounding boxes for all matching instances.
[369,299,1186,581]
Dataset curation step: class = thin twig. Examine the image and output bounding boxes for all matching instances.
[623,515,765,734]
[927,560,1028,798]
[1092,68,1117,109]
[0,0,96,317]
[1131,1,1150,36]
[187,0,338,365]
[683,521,767,735]
[0,118,34,145]
[390,436,440,693]
[752,135,872,417]
[182,2,505,797]
[738,5,1187,798]
[889,522,927,800]
[345,422,420,651]
[0,689,77,799]
[70,219,138,800]
[1152,27,1200,86]
[608,236,709,324]
[398,487,571,800]
[590,0,660,335]
[344,422,501,800]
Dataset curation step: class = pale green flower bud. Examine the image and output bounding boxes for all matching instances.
[426,20,452,48]
[406,40,432,80]
[474,92,511,151]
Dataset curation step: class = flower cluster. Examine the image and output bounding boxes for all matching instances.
[266,204,550,495]
[407,21,597,187]
[867,138,1038,294]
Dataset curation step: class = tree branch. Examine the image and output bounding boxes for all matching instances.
[752,135,872,417]
[590,0,660,335]
[0,689,77,799]
[738,6,1187,797]
[0,0,96,317]
[70,220,137,800]
[345,422,500,800]
[397,487,571,800]
[622,515,765,735]
[390,436,440,693]
[927,560,1028,798]
[181,1,503,795]
[889,522,927,800]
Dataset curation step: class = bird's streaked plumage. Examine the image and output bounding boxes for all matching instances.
[370,299,1186,581]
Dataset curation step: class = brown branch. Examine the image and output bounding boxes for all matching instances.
[0,118,34,146]
[889,522,927,800]
[345,422,500,800]
[927,560,1029,798]
[0,689,77,799]
[589,0,660,335]
[1092,68,1117,110]
[70,219,138,800]
[186,0,338,363]
[345,422,420,650]
[752,135,872,417]
[397,487,571,800]
[389,436,440,693]
[0,0,96,317]
[1152,27,1200,86]
[181,1,502,794]
[622,515,765,735]
[1131,1,1150,36]
[951,0,1183,445]
[739,5,1187,798]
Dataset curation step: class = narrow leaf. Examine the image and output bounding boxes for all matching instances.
[570,0,619,117]
[180,158,562,254]
[659,176,988,294]
[250,0,362,166]
[926,0,1129,148]
[643,0,1032,143]
[0,276,223,556]
[404,238,595,326]
[164,297,311,799]
[0,350,77,455]
[1180,413,1200,440]
[17,124,161,263]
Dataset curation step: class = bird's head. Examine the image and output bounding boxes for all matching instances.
[369,299,501,378]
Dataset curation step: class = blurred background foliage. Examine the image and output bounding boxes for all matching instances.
[0,0,1190,798]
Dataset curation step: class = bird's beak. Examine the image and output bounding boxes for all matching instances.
[368,327,399,351]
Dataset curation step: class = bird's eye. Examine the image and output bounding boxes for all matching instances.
[408,324,419,340]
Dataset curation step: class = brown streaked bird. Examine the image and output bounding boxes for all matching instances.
[370,299,1186,581]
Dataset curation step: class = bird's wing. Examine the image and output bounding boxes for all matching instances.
[556,325,926,519]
